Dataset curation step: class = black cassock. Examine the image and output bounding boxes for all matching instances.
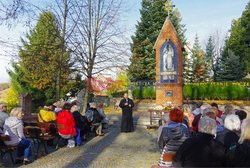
[119,98,134,132]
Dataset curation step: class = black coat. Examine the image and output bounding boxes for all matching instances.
[216,128,239,149]
[72,111,88,131]
[119,98,134,132]
[225,140,250,167]
[175,132,226,167]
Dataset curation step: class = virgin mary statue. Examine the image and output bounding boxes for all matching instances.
[163,44,174,71]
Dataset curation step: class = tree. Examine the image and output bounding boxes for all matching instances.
[0,0,132,113]
[217,50,245,81]
[9,11,72,105]
[129,0,186,80]
[191,34,205,82]
[222,2,250,76]
[204,36,215,81]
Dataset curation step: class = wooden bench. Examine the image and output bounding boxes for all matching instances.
[0,135,18,164]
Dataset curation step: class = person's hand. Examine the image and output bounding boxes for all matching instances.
[129,104,131,107]
[125,103,128,106]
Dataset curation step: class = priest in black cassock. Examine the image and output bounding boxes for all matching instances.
[119,93,134,132]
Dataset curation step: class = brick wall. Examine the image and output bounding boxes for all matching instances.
[154,19,184,107]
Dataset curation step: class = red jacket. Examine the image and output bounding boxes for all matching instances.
[57,110,76,136]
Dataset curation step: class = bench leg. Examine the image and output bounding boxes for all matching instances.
[42,141,48,154]
[8,151,15,165]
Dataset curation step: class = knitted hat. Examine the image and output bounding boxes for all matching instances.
[169,108,184,123]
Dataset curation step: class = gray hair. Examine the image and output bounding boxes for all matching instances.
[224,114,241,131]
[224,104,234,115]
[198,116,216,136]
[239,118,250,144]
[70,105,80,113]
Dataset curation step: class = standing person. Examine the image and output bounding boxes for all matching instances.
[119,93,134,133]
[0,103,9,129]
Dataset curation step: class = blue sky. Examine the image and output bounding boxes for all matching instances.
[0,0,249,83]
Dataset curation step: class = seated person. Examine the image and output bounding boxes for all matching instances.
[97,103,109,129]
[0,103,9,129]
[85,103,104,136]
[216,114,240,149]
[38,103,56,123]
[175,116,226,167]
[70,105,89,145]
[235,110,247,123]
[3,108,32,164]
[57,103,76,148]
[158,108,189,167]
[226,118,250,167]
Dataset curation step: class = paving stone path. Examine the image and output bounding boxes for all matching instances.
[21,124,160,168]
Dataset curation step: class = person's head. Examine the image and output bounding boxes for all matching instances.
[63,103,72,111]
[44,102,54,111]
[169,108,184,123]
[70,105,80,113]
[211,103,219,110]
[235,110,247,121]
[198,116,216,136]
[89,102,97,109]
[203,112,216,120]
[202,107,216,116]
[97,102,104,109]
[10,107,24,119]
[53,100,65,108]
[224,114,241,132]
[196,102,203,108]
[0,103,7,112]
[224,104,234,115]
[183,104,191,115]
[239,118,250,144]
[124,93,128,99]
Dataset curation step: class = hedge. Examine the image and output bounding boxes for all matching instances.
[131,82,250,100]
[132,86,156,99]
[184,82,250,100]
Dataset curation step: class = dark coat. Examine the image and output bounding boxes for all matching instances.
[225,140,250,167]
[158,121,189,150]
[119,98,134,132]
[175,132,226,167]
[72,111,86,130]
[216,128,239,149]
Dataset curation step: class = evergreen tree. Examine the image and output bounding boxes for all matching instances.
[204,36,215,81]
[217,50,245,81]
[191,34,205,82]
[9,11,72,105]
[223,2,250,75]
[129,0,186,80]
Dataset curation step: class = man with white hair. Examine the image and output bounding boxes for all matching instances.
[176,117,226,167]
[216,114,241,149]
[0,103,9,129]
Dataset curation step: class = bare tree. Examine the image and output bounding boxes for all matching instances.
[0,0,129,112]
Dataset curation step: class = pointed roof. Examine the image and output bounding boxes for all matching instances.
[153,18,184,50]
